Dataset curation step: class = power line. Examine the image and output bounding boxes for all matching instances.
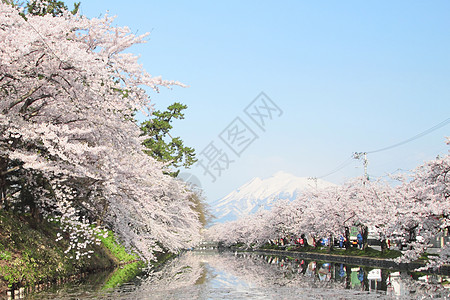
[367,117,450,154]
[318,156,354,179]
[317,117,449,180]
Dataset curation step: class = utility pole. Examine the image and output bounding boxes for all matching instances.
[308,177,318,189]
[353,152,369,180]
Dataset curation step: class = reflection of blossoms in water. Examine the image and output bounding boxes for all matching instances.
[133,251,449,299]
[111,252,207,300]
[28,251,450,299]
[386,271,450,299]
[205,252,346,290]
[144,252,205,290]
[199,252,450,299]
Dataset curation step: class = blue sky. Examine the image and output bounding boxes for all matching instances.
[80,1,450,202]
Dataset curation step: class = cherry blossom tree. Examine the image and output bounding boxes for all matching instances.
[208,139,449,269]
[389,140,449,268]
[0,1,201,261]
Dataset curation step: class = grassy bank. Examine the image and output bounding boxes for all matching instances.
[97,229,146,290]
[101,251,177,290]
[97,229,139,264]
[0,210,139,292]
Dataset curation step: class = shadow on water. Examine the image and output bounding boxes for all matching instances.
[10,250,450,299]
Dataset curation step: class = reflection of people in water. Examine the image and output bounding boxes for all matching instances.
[357,267,369,291]
[338,264,346,279]
[318,263,331,281]
[297,259,307,275]
[358,268,364,282]
[148,252,448,299]
[305,261,316,277]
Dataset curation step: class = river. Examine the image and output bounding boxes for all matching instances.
[14,250,450,299]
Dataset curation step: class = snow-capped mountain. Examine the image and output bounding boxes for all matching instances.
[210,171,335,224]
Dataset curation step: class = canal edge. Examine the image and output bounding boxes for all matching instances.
[248,249,450,275]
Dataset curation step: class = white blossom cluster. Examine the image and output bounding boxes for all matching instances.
[0,1,201,261]
[45,182,103,260]
[207,143,450,270]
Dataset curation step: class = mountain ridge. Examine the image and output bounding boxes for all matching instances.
[211,171,336,224]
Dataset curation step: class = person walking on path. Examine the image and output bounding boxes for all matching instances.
[357,233,363,249]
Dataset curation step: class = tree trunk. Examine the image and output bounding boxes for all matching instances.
[97,198,109,226]
[344,226,351,249]
[380,239,388,253]
[328,233,334,252]
[361,225,369,250]
[0,156,7,210]
[345,264,352,289]
[379,269,389,291]
[362,268,369,291]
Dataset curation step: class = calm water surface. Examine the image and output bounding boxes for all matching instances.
[23,250,450,299]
